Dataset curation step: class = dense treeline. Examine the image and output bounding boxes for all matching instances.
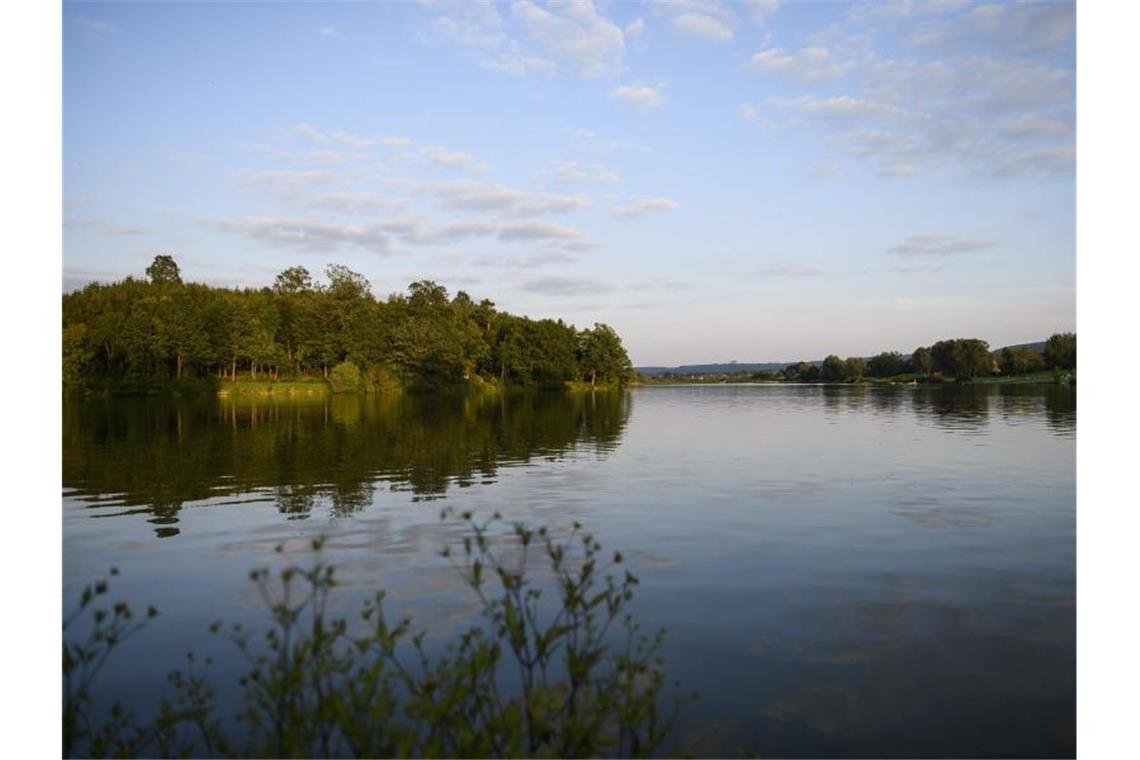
[788,334,1075,383]
[63,256,633,394]
[777,334,1075,383]
[651,334,1076,384]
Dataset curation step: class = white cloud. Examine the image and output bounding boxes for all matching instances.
[769,94,904,120]
[751,263,827,279]
[210,214,587,252]
[672,12,734,43]
[333,131,375,149]
[625,17,645,38]
[308,150,347,165]
[761,47,1074,177]
[480,52,556,76]
[748,46,855,81]
[611,83,666,111]
[496,220,581,241]
[104,225,146,237]
[848,0,970,23]
[427,0,509,51]
[247,170,342,189]
[545,160,619,184]
[885,235,996,256]
[421,0,626,78]
[403,178,588,216]
[210,217,396,254]
[511,0,626,78]
[614,196,678,218]
[381,136,414,148]
[743,0,780,25]
[652,1,742,43]
[520,276,612,296]
[566,127,652,153]
[401,219,583,245]
[319,26,336,37]
[302,192,410,216]
[291,123,328,144]
[901,2,1074,56]
[473,250,580,269]
[992,146,1075,178]
[419,145,491,173]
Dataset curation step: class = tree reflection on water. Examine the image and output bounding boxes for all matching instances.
[63,390,632,534]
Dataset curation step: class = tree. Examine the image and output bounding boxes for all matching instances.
[1044,332,1076,370]
[578,323,633,387]
[62,323,94,389]
[844,356,866,383]
[407,280,448,310]
[325,264,371,300]
[62,260,637,393]
[951,339,991,380]
[153,286,210,378]
[273,266,313,294]
[820,355,846,383]
[1000,347,1044,376]
[868,351,906,378]
[929,340,957,375]
[145,255,182,285]
[782,361,819,382]
[912,346,933,376]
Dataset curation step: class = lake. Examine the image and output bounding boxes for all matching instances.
[63,383,1076,757]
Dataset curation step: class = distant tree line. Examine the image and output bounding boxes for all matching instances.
[773,334,1075,383]
[62,256,633,394]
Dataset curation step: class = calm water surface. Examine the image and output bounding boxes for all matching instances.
[63,384,1075,757]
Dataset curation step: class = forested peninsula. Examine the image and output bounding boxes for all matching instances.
[62,256,633,396]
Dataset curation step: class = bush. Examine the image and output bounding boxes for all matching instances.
[327,361,363,394]
[364,363,402,394]
[63,514,690,758]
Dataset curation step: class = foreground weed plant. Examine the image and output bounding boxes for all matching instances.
[63,512,692,758]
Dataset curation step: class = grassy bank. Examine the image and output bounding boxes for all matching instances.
[217,379,332,397]
[564,379,629,392]
[214,377,628,397]
[971,370,1071,384]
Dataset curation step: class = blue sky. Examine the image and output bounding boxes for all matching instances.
[63,1,1075,365]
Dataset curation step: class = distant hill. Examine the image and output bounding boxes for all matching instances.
[637,339,1050,377]
[636,361,812,377]
[996,341,1046,354]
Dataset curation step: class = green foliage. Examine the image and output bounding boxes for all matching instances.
[328,361,363,394]
[924,338,994,380]
[145,255,182,285]
[820,355,847,383]
[868,351,909,378]
[325,264,371,300]
[1000,347,1045,376]
[843,356,865,383]
[363,363,402,394]
[63,266,634,395]
[1044,332,1076,370]
[63,516,689,758]
[578,324,634,387]
[781,361,820,383]
[63,568,159,757]
[272,266,313,294]
[912,346,934,376]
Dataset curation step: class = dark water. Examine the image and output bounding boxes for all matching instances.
[63,384,1075,757]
